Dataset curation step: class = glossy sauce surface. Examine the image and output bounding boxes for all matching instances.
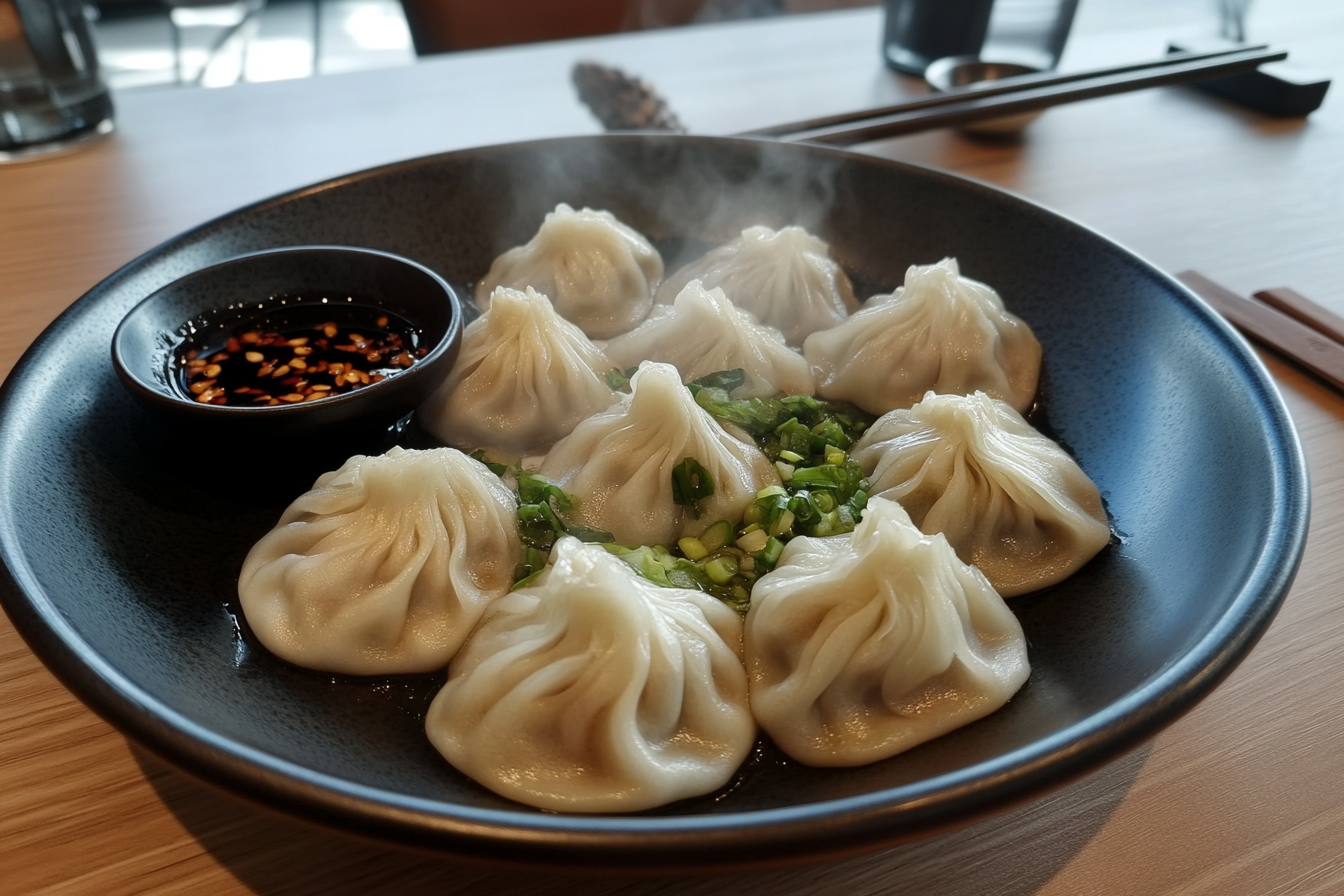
[175,302,426,406]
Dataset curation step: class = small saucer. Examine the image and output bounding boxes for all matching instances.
[924,56,1047,136]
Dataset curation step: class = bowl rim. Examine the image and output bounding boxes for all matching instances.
[109,244,463,420]
[923,55,1048,91]
[0,133,1310,871]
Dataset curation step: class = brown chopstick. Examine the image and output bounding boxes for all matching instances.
[1252,287,1344,347]
[758,47,1286,145]
[1177,270,1344,392]
[741,45,1270,139]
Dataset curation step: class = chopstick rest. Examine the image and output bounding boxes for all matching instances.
[1177,270,1344,393]
[1168,40,1330,117]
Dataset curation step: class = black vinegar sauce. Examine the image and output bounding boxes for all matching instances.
[174,300,427,406]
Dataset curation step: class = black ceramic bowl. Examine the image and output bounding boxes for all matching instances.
[111,245,463,449]
[0,136,1307,871]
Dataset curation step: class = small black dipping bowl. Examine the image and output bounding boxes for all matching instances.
[112,246,462,481]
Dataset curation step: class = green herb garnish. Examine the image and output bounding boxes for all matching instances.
[670,456,715,518]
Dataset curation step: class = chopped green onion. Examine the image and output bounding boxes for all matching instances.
[690,369,747,393]
[510,568,547,591]
[678,536,709,561]
[775,460,795,481]
[758,536,785,569]
[469,449,509,477]
[703,556,739,585]
[737,529,769,553]
[775,418,812,456]
[671,456,715,518]
[565,525,615,544]
[516,471,574,511]
[699,519,734,552]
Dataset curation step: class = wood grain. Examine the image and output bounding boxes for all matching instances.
[3,0,1343,892]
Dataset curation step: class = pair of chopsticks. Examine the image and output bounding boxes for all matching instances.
[1178,271,1344,392]
[743,45,1286,145]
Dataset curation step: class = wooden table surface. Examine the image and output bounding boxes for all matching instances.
[3,1,1343,893]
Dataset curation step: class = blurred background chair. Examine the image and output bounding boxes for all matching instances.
[398,0,874,55]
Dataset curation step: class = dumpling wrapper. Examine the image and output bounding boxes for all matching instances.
[804,258,1042,415]
[538,361,781,546]
[605,279,815,398]
[475,203,663,339]
[745,496,1030,767]
[426,536,755,813]
[655,225,858,345]
[238,447,521,675]
[851,390,1110,597]
[418,285,620,455]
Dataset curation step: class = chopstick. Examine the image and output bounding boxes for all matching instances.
[751,46,1286,145]
[742,45,1270,138]
[1177,271,1344,393]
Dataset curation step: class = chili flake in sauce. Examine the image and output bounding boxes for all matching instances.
[176,305,427,406]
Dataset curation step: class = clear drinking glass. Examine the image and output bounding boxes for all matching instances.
[0,0,114,159]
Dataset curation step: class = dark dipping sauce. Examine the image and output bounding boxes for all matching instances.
[174,299,428,406]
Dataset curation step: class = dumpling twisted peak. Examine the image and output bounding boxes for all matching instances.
[656,225,858,345]
[538,361,781,546]
[475,203,663,339]
[804,258,1042,415]
[418,285,619,455]
[237,446,521,675]
[605,278,815,398]
[744,496,1030,767]
[851,390,1110,597]
[426,537,755,812]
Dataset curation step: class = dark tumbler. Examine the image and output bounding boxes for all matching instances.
[882,0,996,75]
[1,0,113,156]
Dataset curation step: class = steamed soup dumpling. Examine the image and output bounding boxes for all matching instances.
[238,447,521,676]
[426,536,755,813]
[475,203,663,339]
[804,258,1042,415]
[538,361,781,546]
[418,285,620,455]
[745,496,1030,767]
[605,279,815,398]
[851,391,1110,597]
[656,225,858,345]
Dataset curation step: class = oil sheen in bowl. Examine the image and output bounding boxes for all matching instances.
[175,299,427,407]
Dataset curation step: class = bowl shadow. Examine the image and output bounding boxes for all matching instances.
[133,740,1149,893]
